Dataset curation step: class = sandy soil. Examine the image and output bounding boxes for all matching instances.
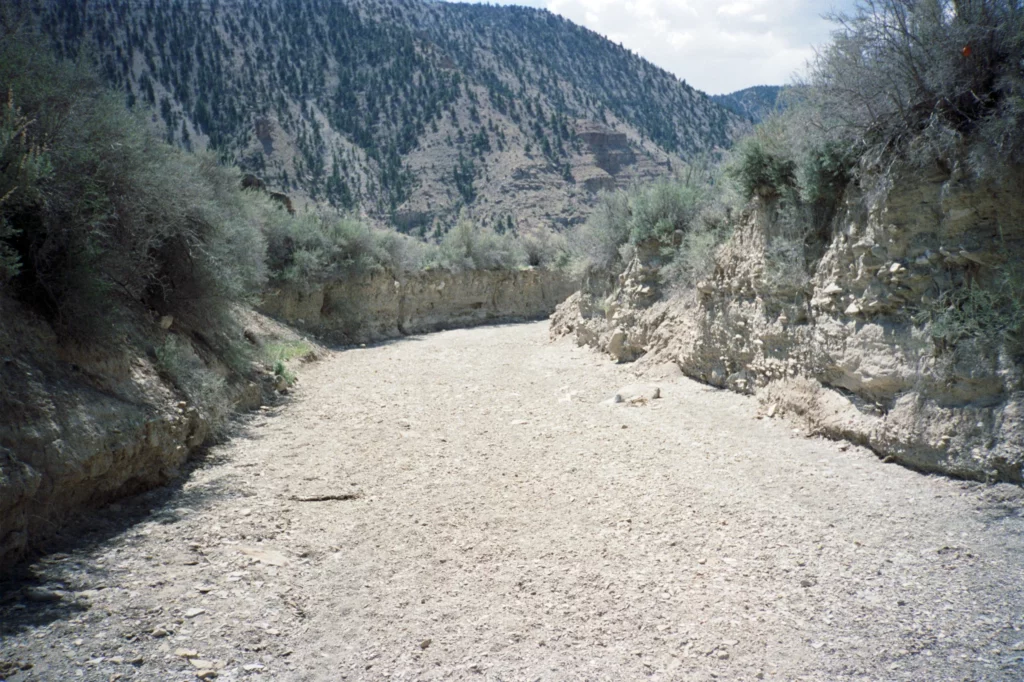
[2,321,1023,682]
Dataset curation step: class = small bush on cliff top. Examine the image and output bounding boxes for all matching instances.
[568,190,632,273]
[727,121,798,202]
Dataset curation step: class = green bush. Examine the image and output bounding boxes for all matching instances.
[0,37,265,339]
[800,140,857,207]
[520,228,569,268]
[728,131,797,201]
[0,89,51,283]
[929,265,1024,353]
[436,212,526,271]
[628,178,706,245]
[260,339,313,368]
[568,190,632,273]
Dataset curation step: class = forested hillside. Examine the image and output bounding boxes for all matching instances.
[34,0,744,233]
[712,85,784,124]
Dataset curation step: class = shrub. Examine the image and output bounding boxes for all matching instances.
[520,228,569,268]
[800,140,857,207]
[928,265,1024,353]
[728,126,797,201]
[628,178,706,245]
[436,212,526,271]
[0,37,265,339]
[155,336,231,421]
[567,190,632,273]
[262,206,454,285]
[260,339,313,368]
[659,225,723,290]
[810,0,1024,165]
[0,89,51,283]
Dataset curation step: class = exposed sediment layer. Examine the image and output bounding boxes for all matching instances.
[260,268,576,344]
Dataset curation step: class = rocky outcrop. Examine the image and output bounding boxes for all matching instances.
[552,162,1024,483]
[261,267,576,344]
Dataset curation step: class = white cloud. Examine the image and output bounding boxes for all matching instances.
[446,0,857,95]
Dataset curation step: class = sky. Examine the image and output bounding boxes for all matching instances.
[442,0,858,95]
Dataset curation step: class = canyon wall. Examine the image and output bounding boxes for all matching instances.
[260,267,576,344]
[552,164,1024,483]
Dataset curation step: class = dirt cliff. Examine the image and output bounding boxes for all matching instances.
[260,267,575,344]
[552,162,1024,483]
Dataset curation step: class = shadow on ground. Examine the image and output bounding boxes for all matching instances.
[0,408,275,639]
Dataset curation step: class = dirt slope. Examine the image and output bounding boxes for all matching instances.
[2,322,1023,681]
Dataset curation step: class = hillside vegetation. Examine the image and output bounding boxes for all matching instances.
[32,0,743,233]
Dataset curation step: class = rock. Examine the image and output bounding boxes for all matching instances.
[159,315,174,330]
[184,608,206,618]
[419,639,432,650]
[239,546,289,566]
[844,302,862,315]
[24,586,64,602]
[151,628,170,638]
[607,329,628,360]
[175,649,200,659]
[607,384,661,406]
[823,283,843,296]
[195,671,218,680]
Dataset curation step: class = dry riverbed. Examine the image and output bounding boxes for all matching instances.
[2,321,1023,681]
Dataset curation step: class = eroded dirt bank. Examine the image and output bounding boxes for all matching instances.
[2,322,1022,681]
[259,268,575,344]
[552,164,1024,483]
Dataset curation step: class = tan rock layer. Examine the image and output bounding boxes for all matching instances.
[260,268,576,345]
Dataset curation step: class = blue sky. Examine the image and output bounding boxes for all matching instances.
[441,0,857,95]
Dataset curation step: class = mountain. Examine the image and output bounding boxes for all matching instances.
[712,86,784,124]
[35,0,746,234]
